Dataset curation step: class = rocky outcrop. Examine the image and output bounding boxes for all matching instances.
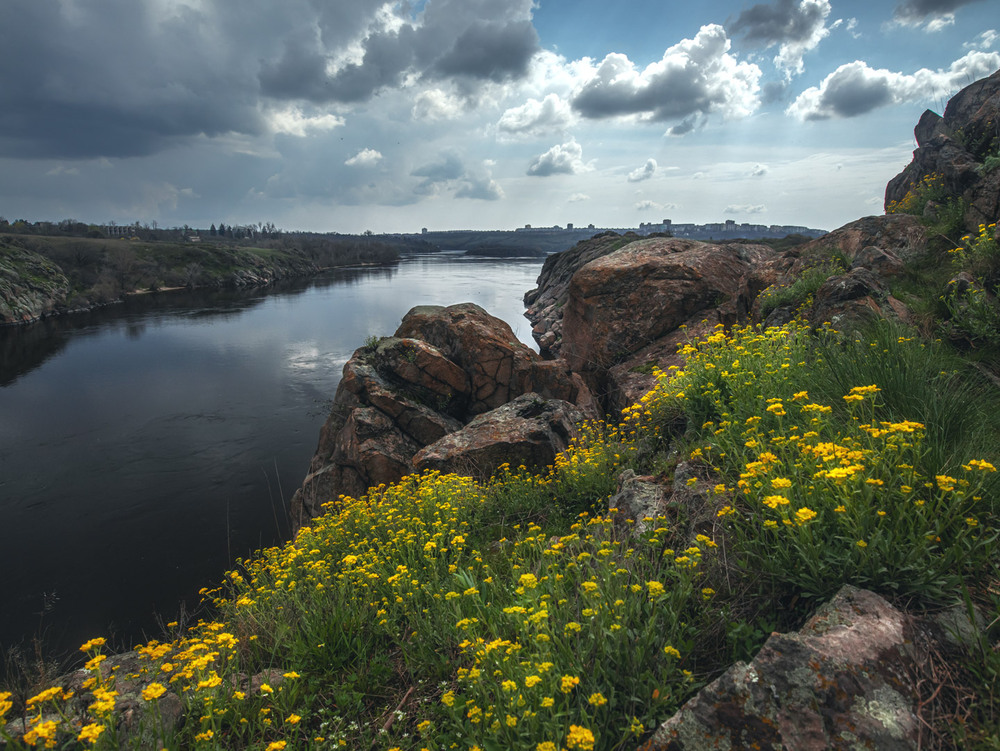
[796,213,928,265]
[395,304,596,416]
[0,246,70,324]
[412,393,583,478]
[886,68,1000,231]
[750,215,923,331]
[524,232,644,358]
[643,585,962,750]
[290,303,595,529]
[559,238,781,396]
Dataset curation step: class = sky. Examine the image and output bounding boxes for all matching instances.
[0,0,997,235]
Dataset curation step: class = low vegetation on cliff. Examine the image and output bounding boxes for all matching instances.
[4,310,1000,749]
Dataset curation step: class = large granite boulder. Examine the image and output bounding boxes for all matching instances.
[643,586,948,750]
[560,238,779,378]
[886,68,1000,232]
[290,303,595,530]
[412,393,583,479]
[396,303,595,415]
[524,232,645,358]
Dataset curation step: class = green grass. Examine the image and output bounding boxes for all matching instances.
[757,261,845,319]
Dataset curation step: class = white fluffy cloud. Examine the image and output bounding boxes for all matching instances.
[724,203,767,214]
[527,139,592,176]
[497,93,574,137]
[786,50,1000,120]
[345,148,383,167]
[627,159,657,182]
[570,25,761,128]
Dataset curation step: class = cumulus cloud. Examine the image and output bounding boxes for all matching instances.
[749,163,769,176]
[725,204,767,214]
[786,50,1000,120]
[345,148,383,167]
[527,140,592,177]
[567,193,590,202]
[411,152,466,194]
[730,0,832,78]
[570,25,761,127]
[627,159,658,182]
[497,94,574,137]
[411,153,502,200]
[893,0,987,28]
[455,173,505,200]
[267,107,345,137]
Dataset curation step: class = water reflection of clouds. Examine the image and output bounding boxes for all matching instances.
[284,342,348,376]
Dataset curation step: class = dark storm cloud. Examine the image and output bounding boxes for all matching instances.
[729,0,827,45]
[261,0,540,104]
[0,0,273,159]
[0,0,539,160]
[893,0,986,23]
[432,20,539,81]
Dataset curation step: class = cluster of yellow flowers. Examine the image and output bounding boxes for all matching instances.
[886,172,945,215]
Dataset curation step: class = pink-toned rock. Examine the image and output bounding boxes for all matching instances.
[396,303,595,415]
[291,304,596,530]
[643,586,930,750]
[796,214,928,265]
[412,393,583,479]
[524,232,643,358]
[561,238,778,376]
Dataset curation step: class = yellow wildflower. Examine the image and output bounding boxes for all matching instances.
[77,723,105,745]
[560,674,580,693]
[566,725,596,750]
[141,683,167,701]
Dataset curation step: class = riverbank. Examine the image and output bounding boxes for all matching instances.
[0,234,403,326]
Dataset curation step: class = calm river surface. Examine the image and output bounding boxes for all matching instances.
[0,252,543,658]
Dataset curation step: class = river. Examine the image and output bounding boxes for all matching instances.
[0,252,543,660]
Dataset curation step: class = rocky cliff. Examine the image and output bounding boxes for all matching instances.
[0,245,71,324]
[885,67,1000,232]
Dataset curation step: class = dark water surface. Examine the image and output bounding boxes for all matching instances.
[0,253,542,659]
